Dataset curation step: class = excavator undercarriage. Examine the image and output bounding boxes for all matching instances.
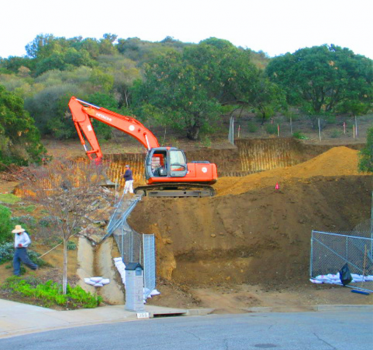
[134,183,215,198]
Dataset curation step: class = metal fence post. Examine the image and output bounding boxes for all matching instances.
[229,116,235,145]
[310,231,314,277]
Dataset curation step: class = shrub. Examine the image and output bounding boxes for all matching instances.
[67,241,77,250]
[248,122,258,133]
[11,215,37,230]
[292,131,308,140]
[0,205,12,243]
[1,277,102,309]
[330,130,342,138]
[201,136,211,148]
[265,124,277,135]
[359,127,373,172]
[0,242,14,264]
[22,205,36,213]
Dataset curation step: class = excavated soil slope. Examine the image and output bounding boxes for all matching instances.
[129,147,372,289]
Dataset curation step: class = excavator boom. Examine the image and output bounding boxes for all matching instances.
[68,96,159,162]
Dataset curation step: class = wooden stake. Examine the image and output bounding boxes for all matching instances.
[361,244,367,288]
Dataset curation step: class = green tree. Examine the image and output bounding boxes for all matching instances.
[249,73,287,124]
[89,68,114,93]
[25,34,57,59]
[182,39,284,124]
[25,85,79,136]
[266,45,373,118]
[132,51,222,140]
[73,37,100,59]
[0,56,35,74]
[132,38,268,140]
[359,127,373,172]
[0,85,46,168]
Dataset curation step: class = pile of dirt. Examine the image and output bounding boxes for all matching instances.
[214,146,364,196]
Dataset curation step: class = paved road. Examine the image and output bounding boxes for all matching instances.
[1,310,372,350]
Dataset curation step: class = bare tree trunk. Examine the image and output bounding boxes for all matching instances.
[187,124,200,140]
[63,239,68,295]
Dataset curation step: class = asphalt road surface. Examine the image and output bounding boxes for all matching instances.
[1,310,372,350]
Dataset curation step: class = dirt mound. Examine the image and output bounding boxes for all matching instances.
[214,146,364,196]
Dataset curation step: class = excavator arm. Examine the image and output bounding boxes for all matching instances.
[68,96,159,162]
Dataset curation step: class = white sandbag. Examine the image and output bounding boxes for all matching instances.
[94,282,104,287]
[85,279,96,286]
[101,279,110,285]
[310,278,323,284]
[90,277,103,283]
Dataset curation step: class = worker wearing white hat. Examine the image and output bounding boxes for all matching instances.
[12,225,38,276]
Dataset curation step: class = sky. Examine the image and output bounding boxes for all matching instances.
[1,0,372,59]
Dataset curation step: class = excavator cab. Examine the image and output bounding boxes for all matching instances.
[145,147,188,180]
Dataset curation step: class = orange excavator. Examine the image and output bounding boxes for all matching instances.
[68,97,218,197]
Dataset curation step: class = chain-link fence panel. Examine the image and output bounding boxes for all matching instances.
[114,225,142,265]
[310,230,373,290]
[143,234,156,298]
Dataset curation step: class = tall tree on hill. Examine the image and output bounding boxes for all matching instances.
[266,45,373,124]
[132,51,222,140]
[132,38,268,139]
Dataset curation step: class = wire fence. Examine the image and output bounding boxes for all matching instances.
[310,230,373,291]
[107,193,156,295]
[229,114,371,142]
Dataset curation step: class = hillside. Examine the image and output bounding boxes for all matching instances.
[0,144,372,313]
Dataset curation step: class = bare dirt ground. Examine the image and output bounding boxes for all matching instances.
[0,139,372,313]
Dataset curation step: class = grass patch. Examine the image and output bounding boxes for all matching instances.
[0,193,21,204]
[22,205,36,213]
[1,276,102,309]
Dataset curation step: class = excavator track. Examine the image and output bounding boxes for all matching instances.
[134,183,215,198]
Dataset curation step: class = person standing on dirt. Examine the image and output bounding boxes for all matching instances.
[12,225,38,276]
[123,164,134,194]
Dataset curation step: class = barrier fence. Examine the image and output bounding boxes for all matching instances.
[310,230,373,290]
[107,193,156,297]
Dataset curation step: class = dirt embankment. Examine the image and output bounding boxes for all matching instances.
[129,147,372,288]
[123,147,372,311]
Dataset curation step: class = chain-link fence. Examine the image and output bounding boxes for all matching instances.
[107,193,156,295]
[310,230,373,290]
